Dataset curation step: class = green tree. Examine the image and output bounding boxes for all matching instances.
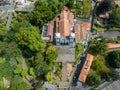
[91,58,109,74]
[0,24,8,41]
[45,45,58,63]
[0,60,14,79]
[21,70,28,77]
[89,38,107,56]
[34,53,48,76]
[107,51,120,68]
[96,0,113,16]
[9,76,30,90]
[45,72,53,82]
[0,42,21,58]
[30,1,54,27]
[15,26,45,53]
[108,8,120,28]
[86,73,101,87]
[14,64,22,74]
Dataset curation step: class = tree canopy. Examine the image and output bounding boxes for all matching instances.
[86,72,101,87]
[107,8,120,28]
[45,45,58,63]
[89,38,107,56]
[107,51,120,68]
[15,26,45,53]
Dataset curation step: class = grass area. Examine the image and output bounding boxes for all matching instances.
[74,0,91,19]
[94,27,106,31]
[110,27,120,30]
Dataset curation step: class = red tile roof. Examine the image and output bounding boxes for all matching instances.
[56,17,60,33]
[59,18,70,37]
[75,22,91,42]
[107,43,120,49]
[78,54,94,82]
[47,24,53,36]
[55,6,74,37]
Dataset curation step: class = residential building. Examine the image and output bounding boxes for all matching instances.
[55,6,75,45]
[42,23,53,41]
[75,22,91,43]
[78,54,94,83]
[107,43,120,49]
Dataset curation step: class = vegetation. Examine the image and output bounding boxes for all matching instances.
[106,51,120,68]
[74,0,91,19]
[87,37,120,87]
[75,43,84,63]
[107,8,120,28]
[86,72,101,87]
[89,37,107,56]
[92,57,109,74]
[96,0,114,16]
[45,72,54,82]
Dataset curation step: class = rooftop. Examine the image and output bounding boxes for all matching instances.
[78,54,94,82]
[75,22,91,42]
[107,43,120,49]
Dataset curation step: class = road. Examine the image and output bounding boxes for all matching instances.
[98,31,120,39]
[70,0,97,87]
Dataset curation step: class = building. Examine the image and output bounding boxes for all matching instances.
[42,23,53,41]
[75,22,91,43]
[78,54,94,83]
[55,6,75,45]
[107,43,120,49]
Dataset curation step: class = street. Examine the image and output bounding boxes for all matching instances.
[70,0,97,87]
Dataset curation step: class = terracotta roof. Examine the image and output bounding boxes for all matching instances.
[55,17,60,33]
[59,18,70,37]
[68,12,74,28]
[107,43,120,49]
[60,10,68,19]
[75,22,91,42]
[47,24,53,36]
[55,6,74,37]
[78,54,94,82]
[67,63,73,73]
